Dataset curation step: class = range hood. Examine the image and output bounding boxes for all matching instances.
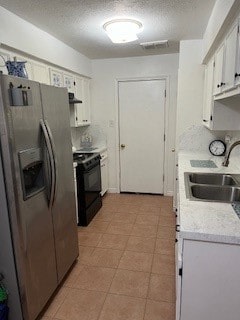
[68,92,82,104]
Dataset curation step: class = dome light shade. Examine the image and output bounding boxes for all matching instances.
[103,19,143,44]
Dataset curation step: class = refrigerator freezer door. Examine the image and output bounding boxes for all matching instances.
[0,75,58,320]
[40,84,79,282]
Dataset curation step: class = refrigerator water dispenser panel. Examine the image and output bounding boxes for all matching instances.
[18,148,45,200]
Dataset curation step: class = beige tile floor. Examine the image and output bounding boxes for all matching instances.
[40,193,176,320]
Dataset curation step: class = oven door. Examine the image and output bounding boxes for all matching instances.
[83,162,101,208]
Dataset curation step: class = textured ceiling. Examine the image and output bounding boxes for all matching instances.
[0,0,216,59]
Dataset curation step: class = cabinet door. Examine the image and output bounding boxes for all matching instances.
[100,158,108,196]
[74,76,84,126]
[235,21,240,85]
[203,58,214,127]
[213,44,224,95]
[82,78,91,125]
[49,68,63,87]
[63,73,75,92]
[31,61,50,84]
[180,240,240,320]
[223,23,238,91]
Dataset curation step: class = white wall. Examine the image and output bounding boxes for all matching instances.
[0,6,92,77]
[176,40,205,144]
[91,54,179,195]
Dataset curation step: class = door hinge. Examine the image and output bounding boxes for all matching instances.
[164,89,166,98]
[179,268,183,276]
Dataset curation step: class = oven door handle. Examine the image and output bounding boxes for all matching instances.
[83,163,100,173]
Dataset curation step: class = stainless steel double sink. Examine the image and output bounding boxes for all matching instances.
[185,172,240,202]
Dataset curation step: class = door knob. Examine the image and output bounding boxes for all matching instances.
[121,144,126,149]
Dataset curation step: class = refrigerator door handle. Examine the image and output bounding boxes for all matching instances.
[40,119,55,207]
[44,119,57,207]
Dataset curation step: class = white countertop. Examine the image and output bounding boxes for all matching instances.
[73,146,107,154]
[178,151,240,244]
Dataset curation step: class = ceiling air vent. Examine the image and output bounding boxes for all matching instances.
[140,40,169,50]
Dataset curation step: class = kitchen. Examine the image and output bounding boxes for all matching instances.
[1,1,240,320]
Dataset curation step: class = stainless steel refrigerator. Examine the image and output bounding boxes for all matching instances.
[0,74,79,320]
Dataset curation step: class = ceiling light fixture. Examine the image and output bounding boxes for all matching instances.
[103,19,143,44]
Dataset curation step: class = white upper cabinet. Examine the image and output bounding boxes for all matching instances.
[0,48,91,129]
[31,61,50,84]
[69,76,91,127]
[213,44,225,95]
[81,78,91,125]
[203,58,214,128]
[235,24,240,86]
[223,23,239,91]
[63,73,75,92]
[49,68,63,87]
[213,22,239,96]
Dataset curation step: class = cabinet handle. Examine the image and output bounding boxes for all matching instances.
[235,73,240,78]
[217,84,221,88]
[221,82,226,86]
[203,119,208,122]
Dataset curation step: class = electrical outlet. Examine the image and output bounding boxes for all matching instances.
[225,134,232,144]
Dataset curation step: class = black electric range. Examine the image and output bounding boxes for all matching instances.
[73,153,102,226]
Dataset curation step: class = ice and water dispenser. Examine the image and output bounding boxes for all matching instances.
[18,148,45,200]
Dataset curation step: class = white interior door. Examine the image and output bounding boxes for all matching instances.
[119,79,166,194]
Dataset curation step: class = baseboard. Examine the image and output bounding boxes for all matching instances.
[107,188,173,196]
[107,188,119,194]
[165,191,173,196]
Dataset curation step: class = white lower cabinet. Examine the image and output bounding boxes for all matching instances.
[100,151,108,196]
[177,239,240,320]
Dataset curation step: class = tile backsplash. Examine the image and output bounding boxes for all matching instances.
[71,124,107,150]
[179,125,225,152]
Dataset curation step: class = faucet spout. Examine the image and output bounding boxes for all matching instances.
[222,140,240,167]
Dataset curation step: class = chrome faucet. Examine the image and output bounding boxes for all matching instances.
[222,140,240,167]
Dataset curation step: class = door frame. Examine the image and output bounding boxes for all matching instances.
[115,76,169,195]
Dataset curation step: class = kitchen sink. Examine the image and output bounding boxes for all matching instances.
[188,173,238,186]
[191,185,240,202]
[184,172,240,202]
